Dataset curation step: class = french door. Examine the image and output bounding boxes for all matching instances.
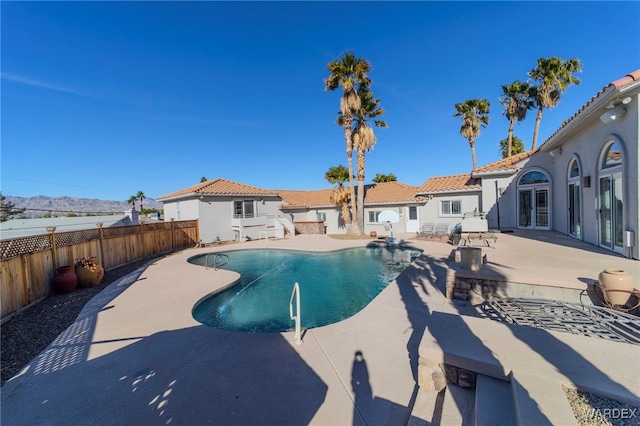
[568,182,581,238]
[518,188,549,229]
[599,174,624,253]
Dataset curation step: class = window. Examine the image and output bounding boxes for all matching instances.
[601,141,622,169]
[317,212,326,222]
[233,200,255,218]
[409,206,418,220]
[368,211,381,223]
[440,200,461,216]
[518,171,549,185]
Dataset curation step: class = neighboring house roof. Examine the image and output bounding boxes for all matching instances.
[157,178,279,201]
[472,149,539,176]
[540,69,640,150]
[0,214,133,240]
[417,173,481,194]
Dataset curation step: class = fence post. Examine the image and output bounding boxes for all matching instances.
[195,219,200,247]
[170,218,175,252]
[139,222,145,259]
[47,226,58,269]
[96,223,104,266]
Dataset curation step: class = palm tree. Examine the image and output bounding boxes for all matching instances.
[372,173,397,183]
[499,81,534,157]
[324,165,351,224]
[325,52,371,234]
[499,135,525,158]
[454,99,490,170]
[352,82,387,234]
[127,196,137,210]
[136,191,145,212]
[528,57,582,149]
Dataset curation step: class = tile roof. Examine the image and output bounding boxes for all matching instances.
[278,182,424,209]
[278,189,334,208]
[417,173,481,194]
[362,181,425,204]
[157,178,278,200]
[541,69,640,147]
[472,149,539,175]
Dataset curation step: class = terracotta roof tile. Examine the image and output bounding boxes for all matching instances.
[541,69,640,146]
[158,178,278,200]
[278,189,334,208]
[472,150,538,174]
[279,182,424,209]
[417,173,481,194]
[363,181,424,204]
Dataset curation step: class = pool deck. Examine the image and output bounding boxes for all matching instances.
[1,230,639,425]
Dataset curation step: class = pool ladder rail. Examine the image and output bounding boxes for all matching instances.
[204,253,229,270]
[290,282,302,345]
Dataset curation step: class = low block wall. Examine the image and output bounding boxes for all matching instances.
[294,221,325,234]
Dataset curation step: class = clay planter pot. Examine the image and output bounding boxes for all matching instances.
[75,263,105,288]
[52,266,78,294]
[598,269,634,306]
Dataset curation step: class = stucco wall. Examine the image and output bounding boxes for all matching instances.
[505,92,638,258]
[418,192,482,232]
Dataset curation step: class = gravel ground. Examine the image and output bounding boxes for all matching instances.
[1,255,164,386]
[564,387,640,426]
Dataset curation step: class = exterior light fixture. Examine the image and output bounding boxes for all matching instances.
[549,148,562,157]
[600,106,626,124]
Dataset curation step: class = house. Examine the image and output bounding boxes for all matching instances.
[157,178,296,242]
[0,210,141,240]
[157,69,639,259]
[499,70,640,258]
[278,181,426,235]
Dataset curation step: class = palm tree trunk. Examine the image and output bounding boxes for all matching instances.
[531,106,543,150]
[356,148,366,235]
[344,117,360,234]
[470,139,477,170]
[507,119,515,157]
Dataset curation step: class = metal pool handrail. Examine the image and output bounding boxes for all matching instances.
[205,253,229,270]
[289,282,302,345]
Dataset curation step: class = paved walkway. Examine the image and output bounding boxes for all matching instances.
[1,232,638,425]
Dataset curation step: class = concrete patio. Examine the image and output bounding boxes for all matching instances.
[1,230,638,425]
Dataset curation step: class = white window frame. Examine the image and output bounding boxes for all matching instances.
[440,200,462,216]
[368,211,381,223]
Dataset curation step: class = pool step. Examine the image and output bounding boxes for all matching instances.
[408,384,475,425]
[475,375,517,426]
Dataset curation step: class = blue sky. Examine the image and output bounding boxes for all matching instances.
[2,1,639,202]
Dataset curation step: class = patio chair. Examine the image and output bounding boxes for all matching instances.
[417,223,435,237]
[434,223,450,236]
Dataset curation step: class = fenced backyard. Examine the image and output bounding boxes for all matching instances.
[0,219,199,321]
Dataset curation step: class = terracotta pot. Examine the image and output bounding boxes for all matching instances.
[52,266,78,294]
[75,263,105,288]
[598,269,634,306]
[370,231,377,238]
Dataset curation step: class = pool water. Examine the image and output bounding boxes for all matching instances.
[190,246,422,333]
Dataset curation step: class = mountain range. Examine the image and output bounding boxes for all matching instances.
[4,195,163,218]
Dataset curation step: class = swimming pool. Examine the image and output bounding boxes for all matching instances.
[190,246,422,333]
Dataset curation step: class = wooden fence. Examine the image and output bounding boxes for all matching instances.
[0,219,199,320]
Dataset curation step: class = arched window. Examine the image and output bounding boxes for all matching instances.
[567,158,581,238]
[601,141,622,169]
[517,169,551,229]
[519,171,549,185]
